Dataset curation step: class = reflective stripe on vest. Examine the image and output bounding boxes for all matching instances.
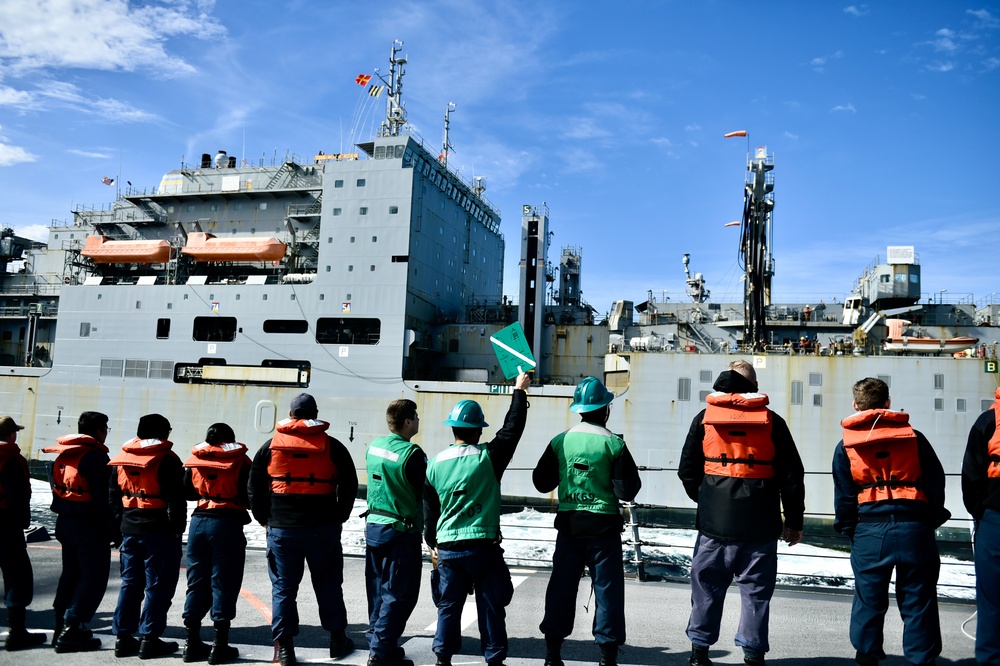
[552,423,623,515]
[268,425,337,495]
[426,444,500,543]
[108,439,175,509]
[43,435,108,503]
[184,442,250,510]
[365,434,423,532]
[702,392,775,478]
[841,409,926,503]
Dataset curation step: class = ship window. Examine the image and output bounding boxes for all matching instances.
[813,394,823,407]
[371,236,377,242]
[677,378,691,401]
[984,399,994,412]
[350,236,355,243]
[316,317,381,345]
[957,398,967,412]
[193,316,237,342]
[100,358,123,377]
[233,203,241,211]
[319,294,325,300]
[156,318,170,339]
[80,322,91,337]
[333,208,342,216]
[360,207,368,215]
[809,373,822,387]
[326,266,331,272]
[259,203,267,210]
[934,398,943,411]
[389,206,398,214]
[370,265,375,271]
[357,178,366,187]
[187,205,195,212]
[878,374,891,387]
[328,237,332,243]
[335,180,344,188]
[374,146,386,159]
[700,370,712,383]
[791,380,803,405]
[910,274,919,283]
[149,360,173,379]
[395,145,404,158]
[264,320,308,334]
[346,293,351,300]
[211,204,218,212]
[348,265,354,272]
[124,359,149,378]
[933,373,944,390]
[391,255,408,263]
[699,390,711,403]
[880,275,890,283]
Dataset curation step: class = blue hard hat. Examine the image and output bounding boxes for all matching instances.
[569,376,615,413]
[443,399,488,428]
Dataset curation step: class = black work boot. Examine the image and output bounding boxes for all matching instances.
[52,612,64,648]
[183,618,211,662]
[276,636,296,666]
[207,620,239,665]
[743,646,765,665]
[367,655,414,666]
[139,635,180,659]
[599,644,620,666]
[54,622,101,653]
[434,653,451,666]
[689,644,713,666]
[4,607,46,651]
[115,634,141,657]
[329,629,355,658]
[544,637,564,666]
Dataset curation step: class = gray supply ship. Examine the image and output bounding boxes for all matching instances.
[1,42,997,538]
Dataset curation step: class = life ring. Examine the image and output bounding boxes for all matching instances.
[63,277,70,284]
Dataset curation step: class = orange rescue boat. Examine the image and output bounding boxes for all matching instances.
[181,232,287,263]
[81,235,173,264]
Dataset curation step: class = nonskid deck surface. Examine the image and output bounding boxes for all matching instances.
[3,542,979,665]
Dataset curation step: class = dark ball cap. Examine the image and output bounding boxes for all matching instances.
[290,393,318,418]
[137,413,171,439]
[0,416,25,438]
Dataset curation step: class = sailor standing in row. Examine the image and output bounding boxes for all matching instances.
[962,388,1000,665]
[181,423,252,664]
[364,399,426,666]
[0,415,46,652]
[424,370,531,666]
[109,413,187,659]
[833,378,948,666]
[249,393,359,666]
[533,376,642,666]
[44,411,117,653]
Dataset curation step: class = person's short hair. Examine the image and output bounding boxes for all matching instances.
[205,422,236,445]
[451,426,482,443]
[729,359,757,385]
[853,377,889,411]
[137,413,171,440]
[78,411,109,438]
[290,393,318,419]
[580,405,609,425]
[386,399,417,432]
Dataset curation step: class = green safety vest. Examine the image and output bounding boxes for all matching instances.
[551,423,624,515]
[426,443,500,544]
[365,434,423,533]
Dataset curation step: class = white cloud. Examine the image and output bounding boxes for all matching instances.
[0,85,33,106]
[783,131,799,140]
[811,50,844,72]
[843,5,869,17]
[931,28,958,53]
[66,148,112,158]
[927,61,955,72]
[966,9,998,27]
[982,57,1000,72]
[0,0,226,76]
[0,142,38,166]
[651,137,672,146]
[34,81,158,122]
[12,224,49,242]
[684,124,701,132]
[831,103,857,113]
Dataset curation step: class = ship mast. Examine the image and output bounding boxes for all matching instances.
[440,102,456,166]
[739,145,775,351]
[379,40,408,137]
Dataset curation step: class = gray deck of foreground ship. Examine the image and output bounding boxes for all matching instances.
[2,543,979,665]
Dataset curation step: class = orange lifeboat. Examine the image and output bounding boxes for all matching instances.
[81,235,173,264]
[181,232,287,263]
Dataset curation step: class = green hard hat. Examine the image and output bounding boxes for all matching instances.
[443,399,489,428]
[570,376,615,413]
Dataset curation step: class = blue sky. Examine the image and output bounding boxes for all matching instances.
[1,1,998,314]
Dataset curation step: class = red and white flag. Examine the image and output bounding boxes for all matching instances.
[355,74,372,86]
[101,176,115,186]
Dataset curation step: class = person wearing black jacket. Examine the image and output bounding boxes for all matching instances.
[424,371,530,666]
[44,411,118,653]
[833,377,949,666]
[248,393,359,666]
[962,388,1000,665]
[0,415,46,652]
[533,376,642,666]
[108,413,187,659]
[677,360,805,666]
[181,423,252,664]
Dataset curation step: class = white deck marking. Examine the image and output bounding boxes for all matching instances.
[424,575,529,631]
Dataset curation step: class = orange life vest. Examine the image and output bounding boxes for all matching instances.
[988,388,1000,479]
[0,442,28,511]
[267,419,338,495]
[108,438,178,509]
[42,434,109,502]
[702,392,775,478]
[841,409,926,503]
[184,441,250,510]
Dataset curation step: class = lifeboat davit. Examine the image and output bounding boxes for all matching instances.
[181,232,286,263]
[81,235,173,264]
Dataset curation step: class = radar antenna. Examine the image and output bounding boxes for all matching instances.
[682,253,711,303]
[440,102,456,167]
[378,40,408,137]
